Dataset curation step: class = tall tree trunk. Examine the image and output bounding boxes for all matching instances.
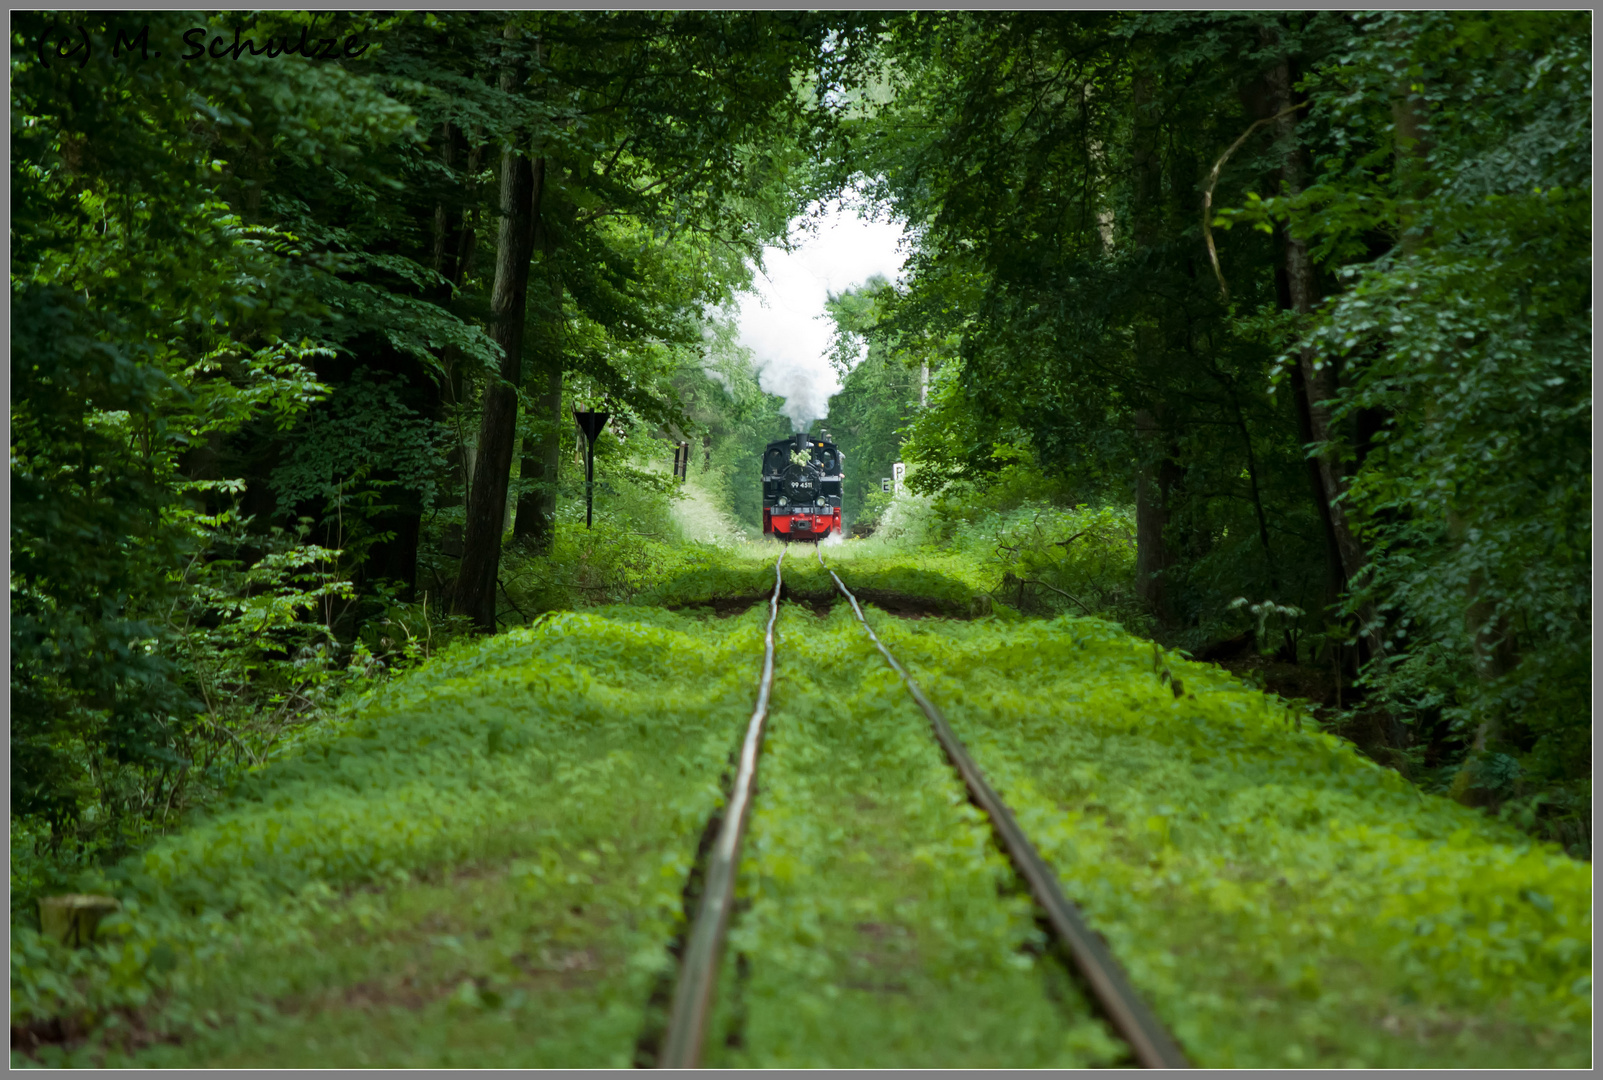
[1263,31,1384,671]
[453,51,544,631]
[433,123,482,577]
[1276,279,1347,614]
[514,270,564,552]
[1213,366,1279,594]
[1129,69,1178,625]
[359,122,477,609]
[511,58,562,555]
[432,121,469,286]
[1133,409,1178,623]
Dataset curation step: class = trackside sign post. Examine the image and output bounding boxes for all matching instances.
[574,410,609,529]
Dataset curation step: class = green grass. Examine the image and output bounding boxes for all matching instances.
[700,600,1123,1067]
[633,541,990,618]
[864,612,1591,1068]
[12,549,1589,1068]
[11,606,768,1067]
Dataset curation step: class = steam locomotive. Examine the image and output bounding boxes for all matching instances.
[762,432,842,541]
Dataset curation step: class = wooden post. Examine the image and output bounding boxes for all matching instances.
[39,894,120,947]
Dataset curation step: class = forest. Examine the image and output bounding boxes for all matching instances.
[10,10,1591,1068]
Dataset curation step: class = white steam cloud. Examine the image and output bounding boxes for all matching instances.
[734,200,907,431]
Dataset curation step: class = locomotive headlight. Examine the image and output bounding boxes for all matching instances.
[815,496,826,507]
[777,496,788,507]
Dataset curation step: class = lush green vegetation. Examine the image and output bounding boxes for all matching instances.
[831,11,1591,847]
[11,9,1589,1068]
[12,573,1587,1064]
[12,604,767,1065]
[880,613,1590,1067]
[11,8,856,870]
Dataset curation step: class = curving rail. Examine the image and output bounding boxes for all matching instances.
[656,546,787,1068]
[817,546,1190,1069]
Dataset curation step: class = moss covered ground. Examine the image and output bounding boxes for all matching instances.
[700,600,1124,1067]
[10,539,1590,1067]
[863,611,1591,1068]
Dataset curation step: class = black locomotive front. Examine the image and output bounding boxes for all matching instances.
[761,433,843,541]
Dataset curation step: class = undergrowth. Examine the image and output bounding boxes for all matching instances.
[702,600,1124,1067]
[13,487,1587,1067]
[870,613,1591,1067]
[11,606,766,1065]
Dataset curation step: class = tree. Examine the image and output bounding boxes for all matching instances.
[844,11,1590,837]
[1262,13,1591,817]
[821,277,923,529]
[11,12,411,828]
[847,13,1335,633]
[438,12,865,629]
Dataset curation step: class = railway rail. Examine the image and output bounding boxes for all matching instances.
[816,547,1189,1069]
[656,546,786,1068]
[654,545,1188,1069]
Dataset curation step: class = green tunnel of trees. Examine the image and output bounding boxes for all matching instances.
[12,12,1591,860]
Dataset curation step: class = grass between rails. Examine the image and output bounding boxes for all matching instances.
[633,540,992,619]
[500,499,1126,626]
[858,611,1591,1068]
[702,600,1124,1068]
[11,607,766,1067]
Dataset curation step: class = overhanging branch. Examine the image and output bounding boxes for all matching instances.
[1202,102,1308,304]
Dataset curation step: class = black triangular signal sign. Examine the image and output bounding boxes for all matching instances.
[574,410,609,442]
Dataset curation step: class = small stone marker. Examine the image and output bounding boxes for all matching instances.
[38,894,120,947]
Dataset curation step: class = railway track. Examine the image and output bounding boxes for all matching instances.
[653,545,1187,1069]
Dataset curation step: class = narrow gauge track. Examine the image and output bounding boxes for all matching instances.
[816,546,1189,1069]
[654,545,1187,1068]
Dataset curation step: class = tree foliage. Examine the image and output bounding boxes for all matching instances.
[832,11,1590,841]
[10,10,1588,886]
[11,11,408,831]
[9,12,867,850]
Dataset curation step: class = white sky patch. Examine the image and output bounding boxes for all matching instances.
[734,199,908,431]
